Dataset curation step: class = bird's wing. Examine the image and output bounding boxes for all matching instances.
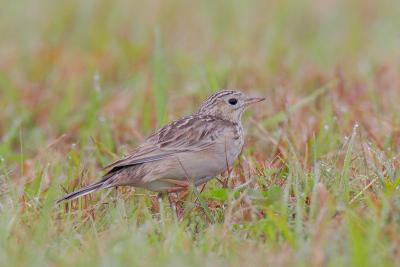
[103,115,235,173]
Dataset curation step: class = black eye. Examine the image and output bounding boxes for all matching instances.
[228,98,238,105]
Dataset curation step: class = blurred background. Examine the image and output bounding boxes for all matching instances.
[1,1,400,265]
[1,0,400,161]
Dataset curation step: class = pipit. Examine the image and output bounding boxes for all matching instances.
[58,90,265,207]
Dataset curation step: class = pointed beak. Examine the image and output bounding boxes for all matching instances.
[244,96,266,105]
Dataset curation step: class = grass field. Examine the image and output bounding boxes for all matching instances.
[1,0,400,266]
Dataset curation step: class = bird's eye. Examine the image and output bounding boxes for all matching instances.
[228,98,238,105]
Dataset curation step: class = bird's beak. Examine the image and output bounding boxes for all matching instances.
[244,96,266,105]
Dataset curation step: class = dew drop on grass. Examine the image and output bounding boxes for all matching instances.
[98,116,106,123]
[93,71,101,92]
[339,105,348,113]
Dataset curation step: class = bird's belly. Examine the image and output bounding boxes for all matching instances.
[139,143,243,192]
[165,153,225,181]
[178,141,242,178]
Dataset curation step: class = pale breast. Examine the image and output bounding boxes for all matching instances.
[225,123,244,166]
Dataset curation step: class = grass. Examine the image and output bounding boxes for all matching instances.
[1,0,400,266]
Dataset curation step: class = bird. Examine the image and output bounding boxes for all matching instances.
[57,90,265,207]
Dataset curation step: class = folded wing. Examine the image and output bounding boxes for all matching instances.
[103,115,233,175]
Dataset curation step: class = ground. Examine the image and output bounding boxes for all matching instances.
[1,0,400,266]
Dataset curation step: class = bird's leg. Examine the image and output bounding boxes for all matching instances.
[157,192,165,224]
[158,192,178,221]
[157,192,164,205]
[162,179,191,193]
[167,193,178,220]
[162,178,197,220]
[163,179,191,188]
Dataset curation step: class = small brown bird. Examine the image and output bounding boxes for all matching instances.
[58,90,265,204]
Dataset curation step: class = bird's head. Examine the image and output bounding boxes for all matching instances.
[197,90,265,122]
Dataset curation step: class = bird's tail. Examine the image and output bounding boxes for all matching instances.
[57,180,106,204]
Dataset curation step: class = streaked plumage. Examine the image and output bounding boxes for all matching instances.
[58,90,265,203]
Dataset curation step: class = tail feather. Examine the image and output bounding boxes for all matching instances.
[57,181,105,204]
